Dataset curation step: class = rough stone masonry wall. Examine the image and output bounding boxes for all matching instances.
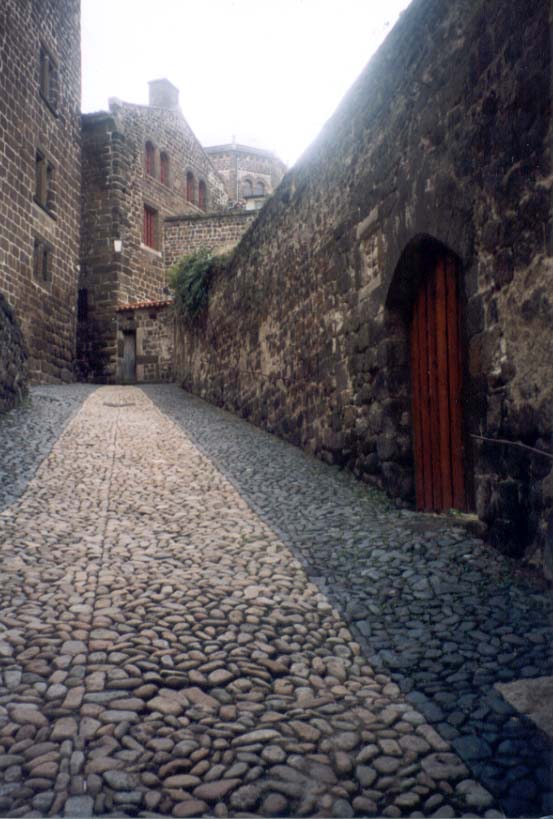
[0,293,28,412]
[0,0,81,383]
[175,0,552,564]
[164,212,257,268]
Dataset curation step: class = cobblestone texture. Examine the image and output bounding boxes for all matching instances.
[0,385,97,510]
[146,385,553,818]
[0,384,550,818]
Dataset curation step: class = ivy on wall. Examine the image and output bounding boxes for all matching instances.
[168,247,235,323]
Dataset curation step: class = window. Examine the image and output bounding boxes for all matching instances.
[143,205,158,249]
[35,151,54,214]
[186,171,195,203]
[33,238,51,284]
[160,152,169,185]
[39,44,58,111]
[77,289,88,321]
[145,141,155,176]
[241,178,253,198]
[198,180,206,210]
[254,180,265,196]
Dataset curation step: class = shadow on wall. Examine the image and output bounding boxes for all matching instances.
[0,292,28,413]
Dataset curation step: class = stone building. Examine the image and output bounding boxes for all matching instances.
[174,0,552,567]
[78,80,229,382]
[115,300,175,384]
[205,141,286,209]
[0,0,81,385]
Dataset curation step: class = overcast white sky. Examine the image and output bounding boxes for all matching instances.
[81,0,412,167]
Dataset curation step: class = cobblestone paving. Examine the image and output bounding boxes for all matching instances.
[0,385,549,819]
[144,385,553,819]
[0,384,98,512]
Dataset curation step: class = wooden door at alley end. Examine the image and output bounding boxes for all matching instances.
[122,330,136,384]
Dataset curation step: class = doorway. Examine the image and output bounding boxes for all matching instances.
[122,330,136,383]
[410,251,467,512]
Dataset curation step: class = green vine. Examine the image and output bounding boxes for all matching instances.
[168,247,234,322]
[168,248,214,321]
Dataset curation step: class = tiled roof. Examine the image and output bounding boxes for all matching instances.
[116,299,173,312]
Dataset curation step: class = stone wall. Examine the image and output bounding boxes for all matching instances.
[164,212,257,268]
[79,83,227,382]
[175,0,552,563]
[0,294,28,413]
[116,303,174,383]
[0,0,81,383]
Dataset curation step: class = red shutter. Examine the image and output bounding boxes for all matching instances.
[145,143,154,176]
[144,206,155,248]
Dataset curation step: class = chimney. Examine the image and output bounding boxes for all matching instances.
[148,79,179,110]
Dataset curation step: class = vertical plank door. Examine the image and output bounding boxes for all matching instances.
[410,252,466,511]
[122,331,136,384]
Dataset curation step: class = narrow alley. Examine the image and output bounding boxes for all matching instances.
[0,385,551,818]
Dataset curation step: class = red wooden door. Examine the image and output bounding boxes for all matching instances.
[410,253,466,512]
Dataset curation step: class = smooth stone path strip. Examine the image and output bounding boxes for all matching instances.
[0,384,97,512]
[145,384,553,819]
[0,385,503,818]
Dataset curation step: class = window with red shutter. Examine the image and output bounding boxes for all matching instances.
[145,142,155,176]
[143,205,157,248]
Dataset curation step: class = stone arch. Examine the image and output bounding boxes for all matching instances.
[381,234,476,511]
[241,178,253,198]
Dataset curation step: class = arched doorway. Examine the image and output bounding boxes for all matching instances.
[410,247,467,512]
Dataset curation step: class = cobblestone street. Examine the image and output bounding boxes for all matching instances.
[0,385,551,818]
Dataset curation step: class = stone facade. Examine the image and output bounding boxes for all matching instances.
[164,212,257,268]
[205,143,286,207]
[0,0,81,384]
[0,293,28,413]
[116,301,174,384]
[78,80,227,381]
[174,0,552,564]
